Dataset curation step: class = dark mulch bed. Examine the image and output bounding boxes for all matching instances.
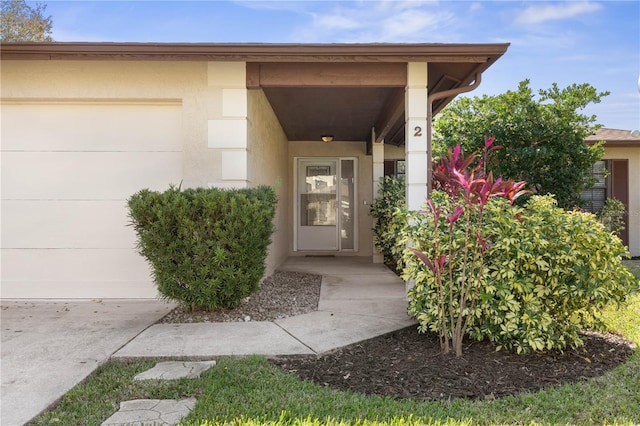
[270,326,634,401]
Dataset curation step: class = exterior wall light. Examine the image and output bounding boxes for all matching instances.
[321,135,334,143]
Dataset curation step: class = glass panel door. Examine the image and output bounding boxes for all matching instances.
[340,159,355,250]
[297,159,339,251]
[296,158,357,251]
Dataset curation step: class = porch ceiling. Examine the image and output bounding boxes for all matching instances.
[255,61,496,146]
[262,87,399,142]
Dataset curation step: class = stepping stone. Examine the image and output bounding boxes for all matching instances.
[134,361,216,381]
[101,398,196,425]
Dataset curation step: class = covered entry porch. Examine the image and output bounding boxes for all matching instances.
[244,44,509,264]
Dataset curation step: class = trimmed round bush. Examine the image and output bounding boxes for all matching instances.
[128,185,277,311]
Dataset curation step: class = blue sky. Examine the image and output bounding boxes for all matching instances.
[43,0,640,131]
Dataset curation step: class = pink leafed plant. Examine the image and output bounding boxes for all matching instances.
[412,137,529,357]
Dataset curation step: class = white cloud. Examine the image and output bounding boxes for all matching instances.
[311,11,363,31]
[289,1,457,43]
[504,31,580,49]
[585,91,640,130]
[469,2,483,13]
[380,9,454,40]
[515,1,602,25]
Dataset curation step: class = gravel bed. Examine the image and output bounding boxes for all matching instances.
[158,270,322,323]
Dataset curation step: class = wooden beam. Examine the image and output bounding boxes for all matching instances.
[373,89,405,143]
[252,63,406,87]
[246,63,260,88]
[388,122,406,146]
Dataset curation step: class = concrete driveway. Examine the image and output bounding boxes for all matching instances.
[1,299,174,426]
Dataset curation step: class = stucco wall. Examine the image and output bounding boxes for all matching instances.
[1,59,282,298]
[1,60,214,297]
[1,60,222,189]
[384,144,406,160]
[602,146,640,256]
[247,89,290,275]
[1,57,390,297]
[288,141,373,256]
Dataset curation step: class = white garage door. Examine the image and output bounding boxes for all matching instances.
[1,102,183,298]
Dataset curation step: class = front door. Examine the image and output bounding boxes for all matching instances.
[296,158,356,251]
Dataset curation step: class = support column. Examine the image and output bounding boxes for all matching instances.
[372,127,385,264]
[405,62,429,211]
[404,63,429,292]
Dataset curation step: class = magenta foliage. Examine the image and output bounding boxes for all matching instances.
[411,137,530,356]
[421,136,530,273]
[447,206,464,228]
[411,249,447,273]
[433,137,528,206]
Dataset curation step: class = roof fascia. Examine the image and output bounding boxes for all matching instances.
[586,140,640,148]
[0,42,510,62]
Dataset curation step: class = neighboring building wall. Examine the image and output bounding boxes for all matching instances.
[288,141,374,256]
[247,89,290,275]
[602,146,640,256]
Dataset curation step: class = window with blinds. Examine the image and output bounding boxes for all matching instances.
[580,160,609,212]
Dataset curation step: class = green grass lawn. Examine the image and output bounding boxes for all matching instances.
[623,259,640,282]
[32,265,640,426]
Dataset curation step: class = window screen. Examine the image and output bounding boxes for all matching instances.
[580,160,609,212]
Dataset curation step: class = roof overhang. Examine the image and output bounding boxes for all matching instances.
[1,42,510,146]
[585,128,640,148]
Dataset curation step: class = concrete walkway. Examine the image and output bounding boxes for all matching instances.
[114,257,413,359]
[1,257,413,425]
[0,299,175,426]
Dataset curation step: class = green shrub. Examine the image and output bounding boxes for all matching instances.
[369,176,405,271]
[128,185,277,311]
[403,193,635,354]
[596,197,626,238]
[477,195,635,352]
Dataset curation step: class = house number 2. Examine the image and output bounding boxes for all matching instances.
[414,126,423,137]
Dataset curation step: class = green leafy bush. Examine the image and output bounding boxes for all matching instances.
[477,195,635,352]
[128,185,277,311]
[596,197,626,237]
[403,140,635,355]
[403,192,635,354]
[369,176,405,270]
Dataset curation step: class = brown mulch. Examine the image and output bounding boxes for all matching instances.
[156,270,635,402]
[270,326,635,401]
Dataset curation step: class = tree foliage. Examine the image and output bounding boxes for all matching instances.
[1,0,52,42]
[433,80,607,209]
